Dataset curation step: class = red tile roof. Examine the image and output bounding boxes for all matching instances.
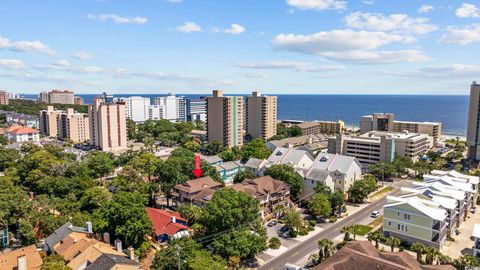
[146,207,189,237]
[7,127,39,135]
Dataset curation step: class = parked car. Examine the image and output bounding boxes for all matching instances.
[267,220,278,227]
[277,226,289,234]
[371,211,381,218]
[283,263,305,270]
[471,207,476,214]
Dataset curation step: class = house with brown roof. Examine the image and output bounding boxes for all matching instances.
[172,176,224,206]
[231,176,291,218]
[0,245,43,270]
[313,241,455,270]
[146,207,190,243]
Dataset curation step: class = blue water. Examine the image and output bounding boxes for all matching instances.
[22,94,469,136]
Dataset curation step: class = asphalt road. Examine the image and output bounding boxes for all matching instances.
[258,181,406,270]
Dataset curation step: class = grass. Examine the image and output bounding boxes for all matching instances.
[355,224,373,236]
[369,186,393,198]
[368,216,384,228]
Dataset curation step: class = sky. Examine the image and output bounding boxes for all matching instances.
[1,0,480,95]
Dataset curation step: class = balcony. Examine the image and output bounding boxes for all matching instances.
[432,221,445,231]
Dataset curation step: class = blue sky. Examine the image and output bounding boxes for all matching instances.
[1,0,479,95]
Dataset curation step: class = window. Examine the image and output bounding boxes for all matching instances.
[397,212,400,217]
[397,224,400,230]
[388,221,391,226]
[404,214,411,220]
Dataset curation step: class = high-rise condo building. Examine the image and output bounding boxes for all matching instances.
[40,106,64,138]
[153,93,185,122]
[294,120,344,135]
[58,108,90,143]
[360,113,442,145]
[467,81,480,161]
[0,90,9,105]
[245,92,277,140]
[185,98,207,122]
[122,96,150,122]
[46,90,75,104]
[206,90,244,148]
[88,93,127,152]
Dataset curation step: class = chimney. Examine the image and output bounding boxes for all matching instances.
[172,216,176,223]
[103,232,110,244]
[86,221,93,234]
[115,239,122,252]
[17,255,26,270]
[128,246,135,261]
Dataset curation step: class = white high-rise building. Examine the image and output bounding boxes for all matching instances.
[153,93,185,122]
[121,96,150,122]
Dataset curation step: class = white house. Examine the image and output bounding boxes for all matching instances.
[4,127,40,143]
[267,147,314,171]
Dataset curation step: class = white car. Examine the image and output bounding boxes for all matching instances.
[283,263,305,270]
[371,211,381,218]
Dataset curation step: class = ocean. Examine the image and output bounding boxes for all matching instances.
[22,94,469,136]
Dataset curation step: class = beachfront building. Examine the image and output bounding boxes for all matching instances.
[206,90,244,148]
[185,98,206,122]
[122,96,150,122]
[245,92,277,140]
[360,113,442,145]
[266,134,329,151]
[468,81,480,161]
[384,195,448,249]
[328,131,432,167]
[88,93,127,152]
[153,93,185,122]
[295,121,344,135]
[303,153,362,198]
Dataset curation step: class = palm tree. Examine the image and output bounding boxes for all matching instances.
[437,254,453,265]
[341,226,354,241]
[386,236,401,252]
[368,230,384,249]
[424,246,441,265]
[273,204,287,219]
[318,238,335,262]
[284,210,303,233]
[410,242,426,262]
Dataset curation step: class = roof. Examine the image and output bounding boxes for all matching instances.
[84,253,140,270]
[306,168,332,182]
[45,222,89,251]
[244,158,266,169]
[473,224,480,239]
[0,245,43,270]
[174,176,223,194]
[6,127,39,135]
[216,161,243,171]
[55,235,96,261]
[268,134,328,149]
[200,155,222,164]
[67,241,125,270]
[146,207,189,237]
[314,241,455,270]
[296,121,320,129]
[400,187,458,210]
[230,176,289,198]
[385,196,447,221]
[312,153,361,173]
[267,147,313,166]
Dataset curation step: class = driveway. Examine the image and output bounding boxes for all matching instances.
[442,207,480,259]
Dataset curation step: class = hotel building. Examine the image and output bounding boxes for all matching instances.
[88,93,127,152]
[39,106,64,138]
[467,81,480,161]
[0,90,9,105]
[245,92,277,140]
[58,108,90,143]
[185,98,207,122]
[295,120,344,135]
[206,90,244,148]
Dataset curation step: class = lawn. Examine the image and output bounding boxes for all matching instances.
[369,186,393,199]
[355,224,373,236]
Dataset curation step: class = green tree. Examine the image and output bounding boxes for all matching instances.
[233,170,256,184]
[0,147,19,171]
[317,238,335,263]
[183,141,200,152]
[41,255,70,270]
[126,119,137,140]
[205,140,225,156]
[367,230,384,249]
[287,126,303,137]
[308,193,331,218]
[424,246,441,265]
[92,191,152,248]
[369,161,395,180]
[453,255,480,270]
[411,242,426,262]
[341,226,355,241]
[348,180,369,203]
[212,228,267,259]
[386,236,401,252]
[265,164,303,200]
[269,237,281,249]
[240,138,271,160]
[284,210,303,234]
[329,190,345,217]
[84,152,115,179]
[79,186,111,213]
[177,204,202,224]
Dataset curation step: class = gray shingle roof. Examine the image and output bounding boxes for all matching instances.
[44,222,89,252]
[244,158,265,169]
[312,153,361,173]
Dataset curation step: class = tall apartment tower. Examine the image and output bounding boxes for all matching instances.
[39,106,63,137]
[58,108,90,143]
[245,92,277,140]
[88,93,127,152]
[0,90,9,105]
[206,90,244,148]
[467,81,480,161]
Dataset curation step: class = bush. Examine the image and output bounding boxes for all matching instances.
[268,237,281,249]
[289,230,298,238]
[309,220,317,227]
[447,236,455,242]
[329,216,338,223]
[399,246,404,252]
[298,228,309,236]
[307,225,314,232]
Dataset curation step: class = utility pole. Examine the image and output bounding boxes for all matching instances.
[174,244,181,270]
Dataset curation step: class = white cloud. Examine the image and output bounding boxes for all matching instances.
[236,60,344,72]
[166,0,182,3]
[272,30,429,64]
[385,64,480,78]
[0,36,55,55]
[418,5,434,14]
[73,51,93,60]
[213,24,246,35]
[344,12,438,35]
[176,21,202,33]
[243,71,268,78]
[440,24,480,45]
[363,0,374,5]
[53,59,70,67]
[286,0,346,10]
[87,14,148,24]
[456,3,480,18]
[0,59,25,70]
